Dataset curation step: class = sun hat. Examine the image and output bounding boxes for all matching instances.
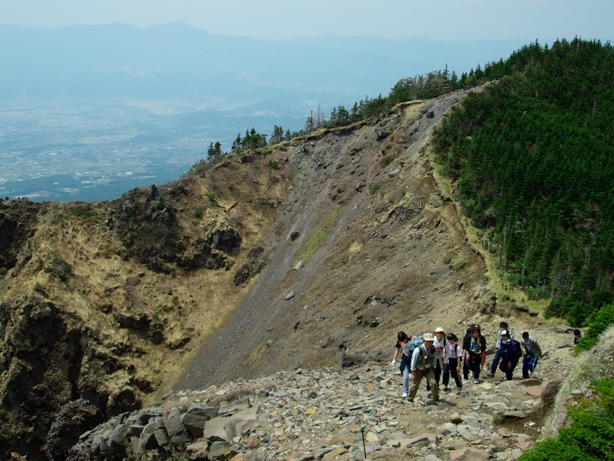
[423,333,435,341]
[435,327,445,333]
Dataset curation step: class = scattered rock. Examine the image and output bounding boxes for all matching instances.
[375,128,389,140]
[449,447,490,461]
[149,329,164,344]
[502,411,525,419]
[322,447,348,461]
[429,193,444,208]
[182,404,220,438]
[518,440,536,450]
[526,386,544,397]
[116,312,150,330]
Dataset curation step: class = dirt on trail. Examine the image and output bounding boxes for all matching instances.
[0,87,567,461]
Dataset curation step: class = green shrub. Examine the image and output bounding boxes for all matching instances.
[193,207,204,219]
[71,207,96,218]
[519,378,614,461]
[575,304,614,354]
[206,193,218,206]
[369,184,381,194]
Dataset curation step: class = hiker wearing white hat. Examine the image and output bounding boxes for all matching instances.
[407,332,439,403]
[433,327,449,388]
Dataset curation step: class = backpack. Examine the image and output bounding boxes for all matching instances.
[508,340,522,361]
[408,337,424,355]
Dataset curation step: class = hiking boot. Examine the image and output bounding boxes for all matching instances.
[486,372,494,377]
[473,379,480,384]
[402,393,408,398]
[426,399,439,406]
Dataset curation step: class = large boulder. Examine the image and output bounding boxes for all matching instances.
[182,404,220,438]
[115,312,150,330]
[46,399,104,461]
[163,407,184,437]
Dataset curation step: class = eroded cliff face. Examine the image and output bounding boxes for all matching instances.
[0,90,528,460]
[0,153,291,460]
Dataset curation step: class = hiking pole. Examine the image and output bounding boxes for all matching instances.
[361,426,367,459]
[531,356,539,377]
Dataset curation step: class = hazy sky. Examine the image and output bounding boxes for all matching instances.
[1,0,612,41]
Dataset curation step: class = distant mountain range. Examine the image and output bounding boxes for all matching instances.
[0,22,527,109]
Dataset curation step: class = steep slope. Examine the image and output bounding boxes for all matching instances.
[177,90,491,391]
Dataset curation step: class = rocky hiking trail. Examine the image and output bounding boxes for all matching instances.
[68,323,576,461]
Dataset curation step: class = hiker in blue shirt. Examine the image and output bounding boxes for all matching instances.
[488,321,513,377]
[498,330,522,380]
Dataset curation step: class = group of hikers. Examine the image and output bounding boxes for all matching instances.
[390,322,543,403]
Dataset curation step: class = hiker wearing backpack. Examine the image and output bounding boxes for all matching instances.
[465,326,486,384]
[391,332,424,397]
[442,333,463,390]
[498,330,522,380]
[521,331,542,379]
[488,322,513,378]
[407,333,439,403]
[433,327,449,387]
[475,324,487,370]
[391,331,409,370]
[460,326,473,380]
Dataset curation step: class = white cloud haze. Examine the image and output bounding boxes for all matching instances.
[1,0,612,41]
